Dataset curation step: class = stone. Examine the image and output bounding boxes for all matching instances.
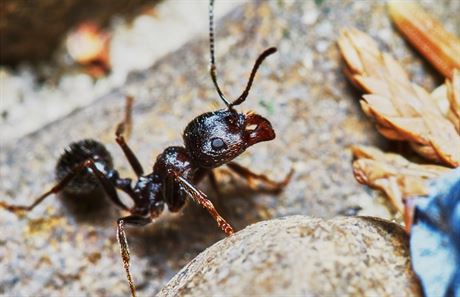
[159,216,421,297]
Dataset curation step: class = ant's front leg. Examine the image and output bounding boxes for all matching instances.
[175,175,234,235]
[208,171,222,197]
[117,215,152,297]
[226,161,293,192]
[193,168,221,197]
[115,96,144,177]
[0,159,130,214]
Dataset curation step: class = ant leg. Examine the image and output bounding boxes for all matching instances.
[208,171,222,197]
[175,175,234,235]
[0,159,129,214]
[115,96,144,177]
[117,95,134,139]
[87,161,130,211]
[226,161,293,192]
[0,160,96,213]
[116,130,144,177]
[192,168,221,196]
[117,215,152,297]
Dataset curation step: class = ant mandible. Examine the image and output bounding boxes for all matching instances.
[0,0,293,296]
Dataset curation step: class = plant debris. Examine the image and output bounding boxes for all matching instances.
[338,28,460,167]
[388,1,460,80]
[351,145,449,213]
[446,70,460,133]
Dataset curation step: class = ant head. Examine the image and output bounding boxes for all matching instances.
[183,109,274,168]
[184,0,277,168]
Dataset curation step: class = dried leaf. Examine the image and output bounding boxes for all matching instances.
[351,145,450,212]
[447,69,460,132]
[338,28,460,167]
[388,1,460,79]
[429,69,460,134]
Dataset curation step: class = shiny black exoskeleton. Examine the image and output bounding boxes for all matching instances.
[0,1,292,296]
[55,139,114,194]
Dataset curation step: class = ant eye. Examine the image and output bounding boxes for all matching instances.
[211,137,226,150]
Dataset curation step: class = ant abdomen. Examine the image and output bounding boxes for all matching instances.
[55,139,113,194]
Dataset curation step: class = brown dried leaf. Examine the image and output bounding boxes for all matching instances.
[446,69,460,132]
[388,1,460,79]
[430,69,460,131]
[338,28,460,167]
[351,145,451,212]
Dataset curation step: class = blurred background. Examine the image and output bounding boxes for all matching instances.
[1,0,241,142]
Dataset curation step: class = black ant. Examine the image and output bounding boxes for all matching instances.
[0,0,292,296]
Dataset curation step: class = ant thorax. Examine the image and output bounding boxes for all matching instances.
[152,146,193,180]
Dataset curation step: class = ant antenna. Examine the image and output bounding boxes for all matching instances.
[209,0,230,107]
[208,0,277,109]
[231,47,277,108]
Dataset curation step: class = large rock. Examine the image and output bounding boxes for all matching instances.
[159,216,421,297]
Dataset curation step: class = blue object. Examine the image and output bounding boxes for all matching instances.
[410,167,460,297]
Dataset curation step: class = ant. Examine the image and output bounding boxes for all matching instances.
[0,0,293,296]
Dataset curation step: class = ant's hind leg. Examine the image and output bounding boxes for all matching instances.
[117,215,152,297]
[0,159,129,214]
[175,175,234,235]
[226,161,293,192]
[115,96,144,177]
[0,160,94,213]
